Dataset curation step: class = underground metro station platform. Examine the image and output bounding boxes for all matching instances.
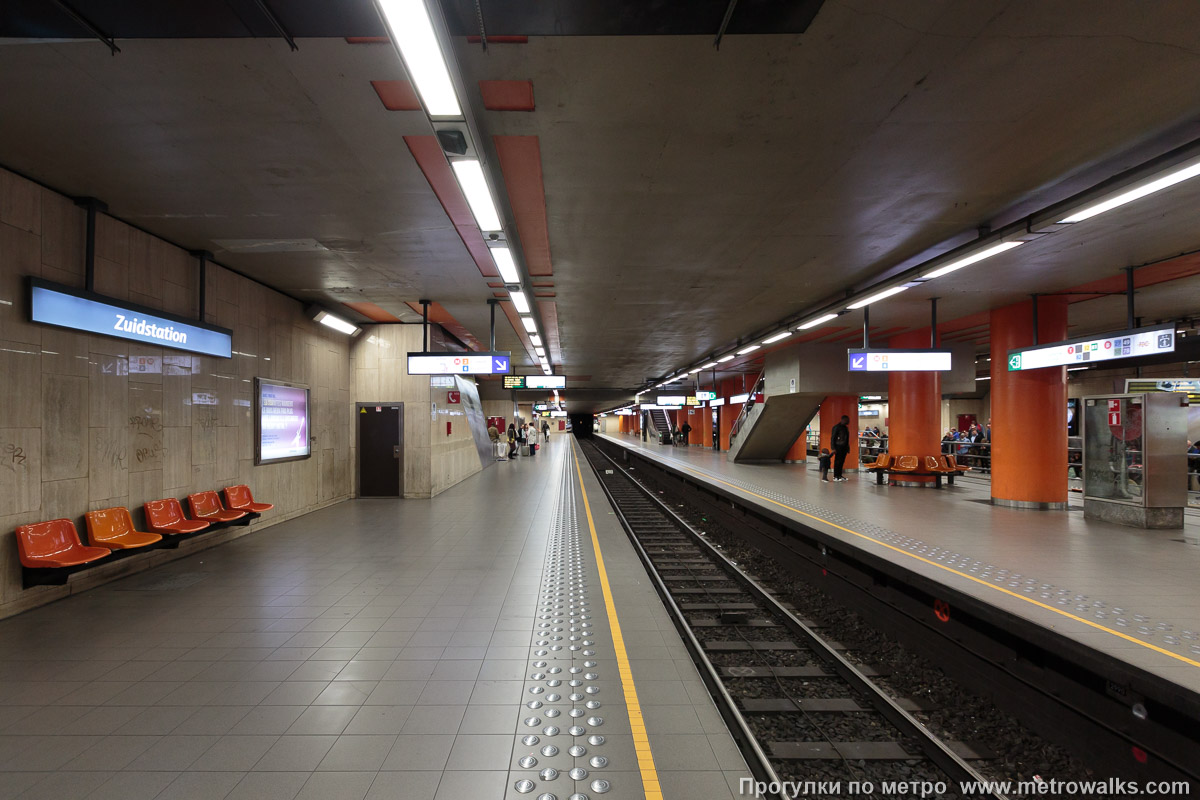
[4,1,1200,798]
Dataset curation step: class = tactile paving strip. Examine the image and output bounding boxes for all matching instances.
[508,458,617,800]
[659,457,1200,658]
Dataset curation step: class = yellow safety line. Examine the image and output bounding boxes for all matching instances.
[571,442,664,800]
[640,445,1200,671]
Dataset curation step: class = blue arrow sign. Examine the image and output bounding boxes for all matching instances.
[493,357,510,374]
[849,354,866,371]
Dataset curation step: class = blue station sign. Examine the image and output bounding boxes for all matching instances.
[29,278,233,358]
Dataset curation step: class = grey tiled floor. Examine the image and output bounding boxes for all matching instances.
[0,438,751,799]
[598,433,1200,692]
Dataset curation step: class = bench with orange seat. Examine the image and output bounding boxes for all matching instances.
[145,498,211,538]
[17,518,112,587]
[85,507,163,553]
[187,491,248,524]
[864,454,957,487]
[223,485,273,514]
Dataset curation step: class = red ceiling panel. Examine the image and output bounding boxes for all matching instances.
[404,135,498,278]
[371,80,422,111]
[342,301,402,322]
[404,301,484,351]
[479,80,535,111]
[494,135,553,276]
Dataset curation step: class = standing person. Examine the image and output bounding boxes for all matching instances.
[818,448,832,482]
[831,414,851,482]
[507,424,517,458]
[680,421,692,446]
[542,420,550,443]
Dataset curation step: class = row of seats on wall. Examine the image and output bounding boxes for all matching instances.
[15,486,273,589]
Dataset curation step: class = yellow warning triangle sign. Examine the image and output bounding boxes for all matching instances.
[360,408,366,413]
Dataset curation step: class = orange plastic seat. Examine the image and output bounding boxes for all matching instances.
[944,455,970,473]
[85,507,162,550]
[144,498,210,535]
[188,491,247,523]
[223,485,273,513]
[926,456,955,475]
[890,455,920,473]
[869,453,892,470]
[16,519,111,569]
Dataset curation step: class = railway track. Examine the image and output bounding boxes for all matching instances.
[577,439,1007,800]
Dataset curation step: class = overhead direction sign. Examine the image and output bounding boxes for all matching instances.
[407,351,512,375]
[1007,327,1174,371]
[30,278,233,358]
[657,395,686,406]
[525,375,565,389]
[847,349,952,372]
[695,391,717,401]
[503,375,526,389]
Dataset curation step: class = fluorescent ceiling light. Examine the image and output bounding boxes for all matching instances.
[521,316,537,333]
[717,355,735,362]
[542,366,551,374]
[530,334,542,347]
[535,347,545,357]
[923,241,1024,280]
[451,160,502,231]
[509,290,530,313]
[701,362,718,369]
[688,367,703,374]
[762,331,792,344]
[847,285,908,310]
[313,310,360,336]
[975,376,992,381]
[1067,366,1089,371]
[491,247,520,284]
[798,313,838,330]
[376,0,462,118]
[1059,158,1200,223]
[737,344,761,355]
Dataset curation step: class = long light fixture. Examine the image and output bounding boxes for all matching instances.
[509,290,530,314]
[312,309,361,336]
[737,344,761,355]
[717,355,735,362]
[375,0,462,118]
[701,361,718,369]
[847,285,908,309]
[530,334,542,347]
[923,241,1024,279]
[1058,156,1200,223]
[798,313,838,330]
[688,367,703,374]
[762,331,792,344]
[451,160,502,232]
[535,347,545,357]
[490,246,520,284]
[521,316,537,333]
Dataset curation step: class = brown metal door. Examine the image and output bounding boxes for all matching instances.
[358,404,403,497]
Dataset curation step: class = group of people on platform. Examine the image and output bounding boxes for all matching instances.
[943,421,991,472]
[487,420,551,460]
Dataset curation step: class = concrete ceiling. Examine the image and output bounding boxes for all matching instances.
[2,0,1200,415]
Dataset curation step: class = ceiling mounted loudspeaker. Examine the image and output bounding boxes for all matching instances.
[436,129,468,156]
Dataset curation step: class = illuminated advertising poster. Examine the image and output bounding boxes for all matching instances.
[255,379,310,465]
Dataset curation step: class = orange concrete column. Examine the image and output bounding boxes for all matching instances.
[784,434,807,463]
[887,330,940,484]
[819,396,859,471]
[719,404,735,451]
[990,297,1068,508]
